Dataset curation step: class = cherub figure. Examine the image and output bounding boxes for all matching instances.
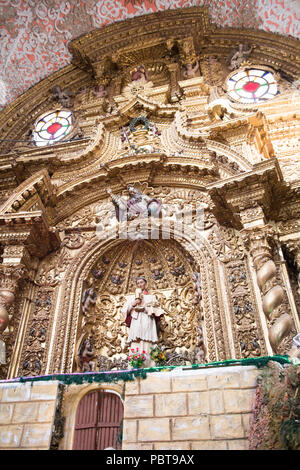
[75,338,96,372]
[111,274,124,285]
[82,287,96,314]
[53,85,74,108]
[229,44,253,70]
[92,84,108,98]
[183,61,199,79]
[171,266,185,277]
[92,267,104,280]
[153,269,164,281]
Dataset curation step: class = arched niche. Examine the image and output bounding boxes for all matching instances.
[48,224,229,374]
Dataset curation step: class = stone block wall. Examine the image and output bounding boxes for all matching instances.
[122,365,260,450]
[0,380,59,450]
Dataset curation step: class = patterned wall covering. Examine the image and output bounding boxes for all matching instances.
[0,0,299,110]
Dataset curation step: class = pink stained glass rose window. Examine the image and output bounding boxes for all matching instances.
[227,69,278,104]
[33,110,73,147]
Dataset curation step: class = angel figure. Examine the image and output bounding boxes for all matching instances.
[92,84,108,98]
[82,287,96,314]
[183,62,199,79]
[53,85,74,108]
[75,338,97,372]
[106,185,161,222]
[229,44,253,70]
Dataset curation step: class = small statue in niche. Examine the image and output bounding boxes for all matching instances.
[149,122,161,137]
[229,44,253,70]
[183,61,199,79]
[106,185,161,222]
[131,65,149,83]
[75,338,97,372]
[52,85,74,108]
[92,84,108,98]
[120,126,130,143]
[82,286,97,314]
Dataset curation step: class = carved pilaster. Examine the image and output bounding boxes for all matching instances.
[0,262,28,369]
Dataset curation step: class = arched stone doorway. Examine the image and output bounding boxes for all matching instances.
[73,389,123,450]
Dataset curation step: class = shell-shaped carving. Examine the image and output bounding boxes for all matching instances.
[262,285,285,318]
[269,313,294,352]
[257,260,277,290]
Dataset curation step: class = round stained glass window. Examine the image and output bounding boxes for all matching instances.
[226,69,278,104]
[33,110,73,147]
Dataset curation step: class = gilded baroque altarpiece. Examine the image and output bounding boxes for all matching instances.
[0,8,299,379]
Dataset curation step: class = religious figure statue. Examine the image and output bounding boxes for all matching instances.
[229,44,253,70]
[82,287,97,314]
[149,122,161,137]
[183,61,199,79]
[131,65,149,83]
[106,185,161,221]
[52,85,74,108]
[121,276,163,367]
[92,84,108,98]
[75,338,97,372]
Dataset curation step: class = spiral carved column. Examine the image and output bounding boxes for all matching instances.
[243,227,293,352]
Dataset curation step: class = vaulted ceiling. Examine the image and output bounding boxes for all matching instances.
[0,0,299,111]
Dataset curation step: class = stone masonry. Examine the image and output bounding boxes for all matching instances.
[122,365,260,450]
[0,380,59,450]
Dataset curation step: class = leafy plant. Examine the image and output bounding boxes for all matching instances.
[150,346,166,366]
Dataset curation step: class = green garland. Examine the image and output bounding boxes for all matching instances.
[10,355,290,387]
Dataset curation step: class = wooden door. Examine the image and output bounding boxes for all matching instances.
[73,390,123,450]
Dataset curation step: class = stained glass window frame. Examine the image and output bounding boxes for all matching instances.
[226,67,278,104]
[33,109,74,147]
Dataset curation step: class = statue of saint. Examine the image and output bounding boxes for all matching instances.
[106,185,161,221]
[131,65,149,83]
[121,276,163,366]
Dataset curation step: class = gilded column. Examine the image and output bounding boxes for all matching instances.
[241,214,294,352]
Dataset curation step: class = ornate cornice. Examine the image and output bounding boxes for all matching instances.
[207,159,288,227]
